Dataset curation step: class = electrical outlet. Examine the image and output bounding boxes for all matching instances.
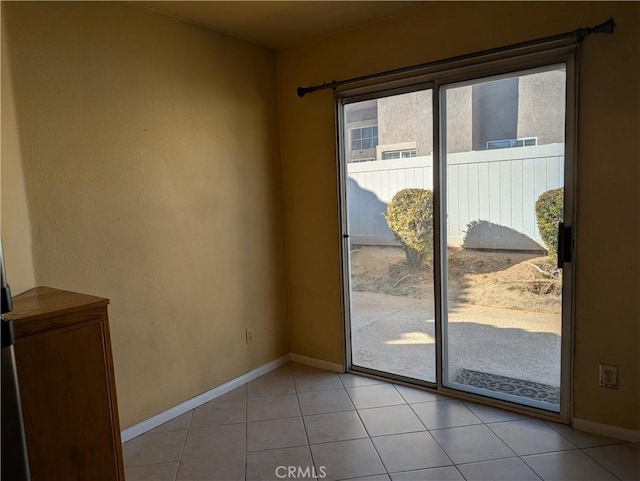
[246,328,254,345]
[599,363,618,389]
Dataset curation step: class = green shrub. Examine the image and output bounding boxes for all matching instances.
[535,187,564,256]
[385,188,434,268]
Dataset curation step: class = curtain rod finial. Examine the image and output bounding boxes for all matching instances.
[597,17,615,34]
[577,17,615,42]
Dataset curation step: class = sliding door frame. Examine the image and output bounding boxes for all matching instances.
[336,44,578,423]
[337,81,438,388]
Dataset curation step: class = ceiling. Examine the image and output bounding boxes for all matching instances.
[135,1,429,50]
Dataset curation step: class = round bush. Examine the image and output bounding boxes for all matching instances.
[535,187,564,256]
[385,188,434,268]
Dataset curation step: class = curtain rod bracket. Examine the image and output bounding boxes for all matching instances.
[296,17,615,98]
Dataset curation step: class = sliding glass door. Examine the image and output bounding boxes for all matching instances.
[342,88,436,383]
[441,65,569,412]
[340,49,575,417]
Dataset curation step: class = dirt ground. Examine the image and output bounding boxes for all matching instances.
[350,245,561,314]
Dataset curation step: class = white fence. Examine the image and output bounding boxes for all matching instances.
[346,144,564,251]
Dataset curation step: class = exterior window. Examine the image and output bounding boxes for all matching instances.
[350,157,376,163]
[382,149,417,160]
[487,137,537,149]
[351,126,378,151]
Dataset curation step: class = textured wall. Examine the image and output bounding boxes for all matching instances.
[377,91,433,155]
[3,2,288,428]
[445,87,473,153]
[1,12,36,295]
[277,1,639,430]
[517,69,566,145]
[472,78,519,150]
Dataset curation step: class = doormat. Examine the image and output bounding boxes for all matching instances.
[454,368,560,405]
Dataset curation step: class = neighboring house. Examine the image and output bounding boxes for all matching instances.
[345,67,566,251]
[345,67,565,162]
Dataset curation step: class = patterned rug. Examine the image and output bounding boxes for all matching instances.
[454,368,560,405]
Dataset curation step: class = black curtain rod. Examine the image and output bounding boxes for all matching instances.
[297,17,615,98]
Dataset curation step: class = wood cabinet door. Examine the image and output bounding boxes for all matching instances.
[15,318,121,481]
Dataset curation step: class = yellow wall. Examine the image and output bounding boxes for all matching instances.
[1,11,36,294]
[277,2,639,429]
[2,2,288,428]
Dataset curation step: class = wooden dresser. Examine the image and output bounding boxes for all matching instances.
[10,286,124,481]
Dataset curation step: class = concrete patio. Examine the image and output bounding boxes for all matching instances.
[350,291,561,402]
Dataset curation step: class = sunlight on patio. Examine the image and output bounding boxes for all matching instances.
[385,332,435,345]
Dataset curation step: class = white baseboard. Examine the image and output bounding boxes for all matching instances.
[573,417,640,442]
[121,354,290,442]
[290,353,344,373]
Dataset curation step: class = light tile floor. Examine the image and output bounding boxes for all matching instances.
[123,363,638,481]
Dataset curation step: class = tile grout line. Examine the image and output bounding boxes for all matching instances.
[544,419,628,449]
[572,446,626,481]
[398,385,526,476]
[291,366,313,449]
[173,410,193,481]
[403,389,435,433]
[515,456,549,481]
[244,384,249,481]
[250,366,310,463]
[483,417,585,461]
[295,376,322,477]
[308,369,388,478]
[355,384,405,476]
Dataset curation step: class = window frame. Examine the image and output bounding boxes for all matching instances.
[349,125,378,151]
[381,149,418,160]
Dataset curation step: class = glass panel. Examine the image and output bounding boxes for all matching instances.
[442,65,566,411]
[345,89,435,382]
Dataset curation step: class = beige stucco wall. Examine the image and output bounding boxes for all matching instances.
[377,91,432,155]
[517,69,566,145]
[278,1,639,430]
[444,86,473,153]
[2,1,288,428]
[1,11,36,295]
